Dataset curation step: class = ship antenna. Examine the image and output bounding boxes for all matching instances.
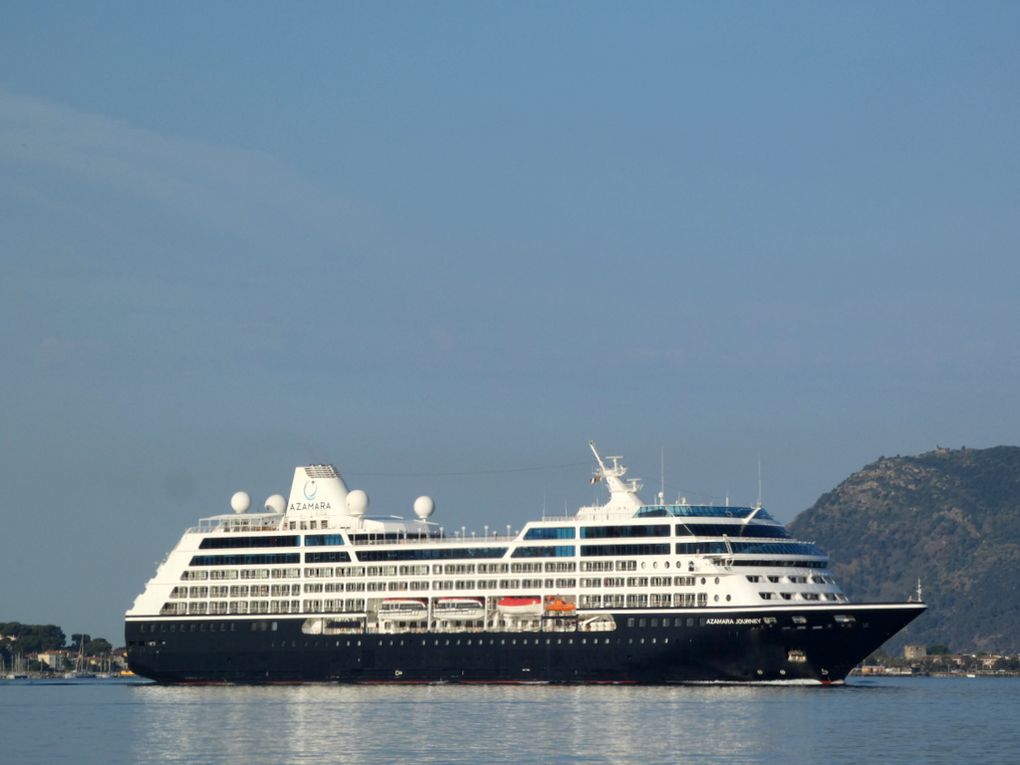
[589,440,609,475]
[916,578,923,602]
[756,453,763,509]
[659,447,665,505]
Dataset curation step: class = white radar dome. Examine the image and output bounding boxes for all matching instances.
[346,489,369,516]
[264,494,286,514]
[413,495,435,520]
[230,491,251,514]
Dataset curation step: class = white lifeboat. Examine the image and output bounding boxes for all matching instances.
[378,598,428,621]
[433,597,484,620]
[497,596,543,616]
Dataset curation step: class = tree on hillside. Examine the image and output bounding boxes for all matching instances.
[0,622,66,653]
[85,638,112,656]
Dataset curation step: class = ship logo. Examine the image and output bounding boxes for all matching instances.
[304,480,318,500]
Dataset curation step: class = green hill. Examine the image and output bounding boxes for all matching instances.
[788,446,1020,654]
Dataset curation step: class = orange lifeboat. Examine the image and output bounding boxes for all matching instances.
[544,596,576,613]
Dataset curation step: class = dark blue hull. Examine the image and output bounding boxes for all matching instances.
[126,603,924,684]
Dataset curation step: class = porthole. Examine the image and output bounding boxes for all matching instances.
[715,577,720,584]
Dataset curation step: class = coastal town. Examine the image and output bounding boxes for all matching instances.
[856,644,1020,678]
[0,623,130,679]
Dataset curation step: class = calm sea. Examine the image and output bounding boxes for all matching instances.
[1,677,1017,765]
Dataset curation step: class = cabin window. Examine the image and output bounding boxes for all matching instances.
[581,525,669,539]
[581,543,670,557]
[524,527,575,540]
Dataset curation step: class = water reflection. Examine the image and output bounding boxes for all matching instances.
[125,684,835,765]
[118,680,1020,765]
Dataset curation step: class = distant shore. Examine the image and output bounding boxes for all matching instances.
[853,667,1020,678]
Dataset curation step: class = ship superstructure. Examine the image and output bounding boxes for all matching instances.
[125,443,925,683]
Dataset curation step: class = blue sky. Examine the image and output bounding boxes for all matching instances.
[2,2,1018,643]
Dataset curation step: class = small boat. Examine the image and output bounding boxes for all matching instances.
[378,598,428,621]
[544,596,576,613]
[66,641,97,678]
[497,596,543,616]
[434,597,484,620]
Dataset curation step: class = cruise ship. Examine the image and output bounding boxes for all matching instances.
[125,444,925,684]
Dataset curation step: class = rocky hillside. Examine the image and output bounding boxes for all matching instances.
[789,446,1020,654]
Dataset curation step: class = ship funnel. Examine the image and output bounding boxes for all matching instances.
[286,465,350,514]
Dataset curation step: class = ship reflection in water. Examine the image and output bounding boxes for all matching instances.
[123,679,1020,765]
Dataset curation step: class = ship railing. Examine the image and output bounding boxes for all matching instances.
[539,512,630,522]
[353,533,521,545]
[184,521,283,534]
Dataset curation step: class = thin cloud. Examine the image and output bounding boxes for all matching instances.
[34,336,111,368]
[0,85,357,249]
[429,328,456,352]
